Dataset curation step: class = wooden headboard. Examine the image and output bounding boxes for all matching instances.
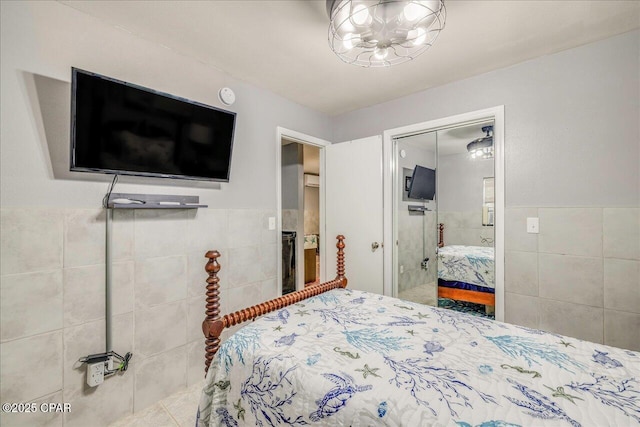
[438,223,444,248]
[202,235,348,373]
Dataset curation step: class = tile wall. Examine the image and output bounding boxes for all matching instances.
[397,210,437,294]
[438,210,495,247]
[504,207,640,351]
[0,207,277,427]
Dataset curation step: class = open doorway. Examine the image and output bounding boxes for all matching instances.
[276,128,329,295]
[302,145,321,287]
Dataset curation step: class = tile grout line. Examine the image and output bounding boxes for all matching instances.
[160,400,181,427]
[601,207,605,345]
[131,209,137,418]
[506,291,640,315]
[62,211,68,426]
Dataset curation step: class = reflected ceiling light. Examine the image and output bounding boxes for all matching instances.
[467,126,494,159]
[326,0,446,67]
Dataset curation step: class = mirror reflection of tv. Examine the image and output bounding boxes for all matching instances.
[70,68,236,182]
[408,165,436,200]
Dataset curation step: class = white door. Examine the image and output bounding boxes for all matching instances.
[325,136,384,294]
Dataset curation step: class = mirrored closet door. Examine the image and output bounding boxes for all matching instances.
[394,121,496,319]
[394,131,438,306]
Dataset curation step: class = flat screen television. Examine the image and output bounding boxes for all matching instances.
[408,165,436,200]
[70,68,236,182]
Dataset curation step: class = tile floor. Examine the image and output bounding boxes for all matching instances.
[109,381,204,427]
[398,282,437,306]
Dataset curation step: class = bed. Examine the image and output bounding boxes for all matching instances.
[437,223,495,307]
[198,236,640,426]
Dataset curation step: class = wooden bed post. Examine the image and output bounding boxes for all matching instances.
[203,236,348,375]
[202,250,222,374]
[336,234,347,287]
[438,223,444,248]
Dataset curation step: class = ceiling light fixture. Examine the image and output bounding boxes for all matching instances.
[326,0,446,67]
[467,126,494,159]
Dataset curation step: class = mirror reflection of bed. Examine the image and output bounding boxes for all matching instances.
[438,223,495,318]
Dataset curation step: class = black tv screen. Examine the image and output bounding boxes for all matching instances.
[71,68,236,181]
[408,165,436,200]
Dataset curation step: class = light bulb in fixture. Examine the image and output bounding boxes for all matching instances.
[374,47,389,59]
[351,3,369,25]
[343,33,360,49]
[333,5,355,36]
[404,2,425,22]
[411,27,427,45]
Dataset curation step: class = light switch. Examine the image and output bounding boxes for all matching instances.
[527,217,539,234]
[268,217,276,230]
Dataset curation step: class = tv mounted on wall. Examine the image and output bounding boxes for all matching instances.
[70,68,236,182]
[408,165,436,200]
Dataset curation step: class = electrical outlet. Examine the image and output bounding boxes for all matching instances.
[400,265,404,274]
[527,217,539,234]
[268,217,276,230]
[87,362,104,387]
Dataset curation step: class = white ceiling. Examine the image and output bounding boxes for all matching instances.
[59,1,640,115]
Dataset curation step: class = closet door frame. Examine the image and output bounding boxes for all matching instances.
[382,106,505,321]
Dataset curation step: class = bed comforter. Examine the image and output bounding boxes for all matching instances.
[438,245,495,290]
[197,288,639,426]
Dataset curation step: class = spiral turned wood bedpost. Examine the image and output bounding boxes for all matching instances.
[202,250,222,374]
[438,223,444,248]
[335,235,347,287]
[202,236,348,375]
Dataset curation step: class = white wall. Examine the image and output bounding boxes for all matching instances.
[304,185,320,235]
[0,1,333,210]
[438,153,494,212]
[281,144,303,210]
[334,30,640,208]
[304,186,320,212]
[437,152,495,247]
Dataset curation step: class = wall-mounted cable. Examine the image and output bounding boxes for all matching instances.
[102,174,119,208]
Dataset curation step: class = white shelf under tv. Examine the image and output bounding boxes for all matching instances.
[106,193,208,209]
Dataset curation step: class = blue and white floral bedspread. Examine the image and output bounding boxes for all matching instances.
[438,245,495,289]
[197,288,640,427]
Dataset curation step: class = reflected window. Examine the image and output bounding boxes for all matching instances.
[482,177,494,226]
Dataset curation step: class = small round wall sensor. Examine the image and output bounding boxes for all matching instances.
[218,87,235,106]
[400,149,407,158]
